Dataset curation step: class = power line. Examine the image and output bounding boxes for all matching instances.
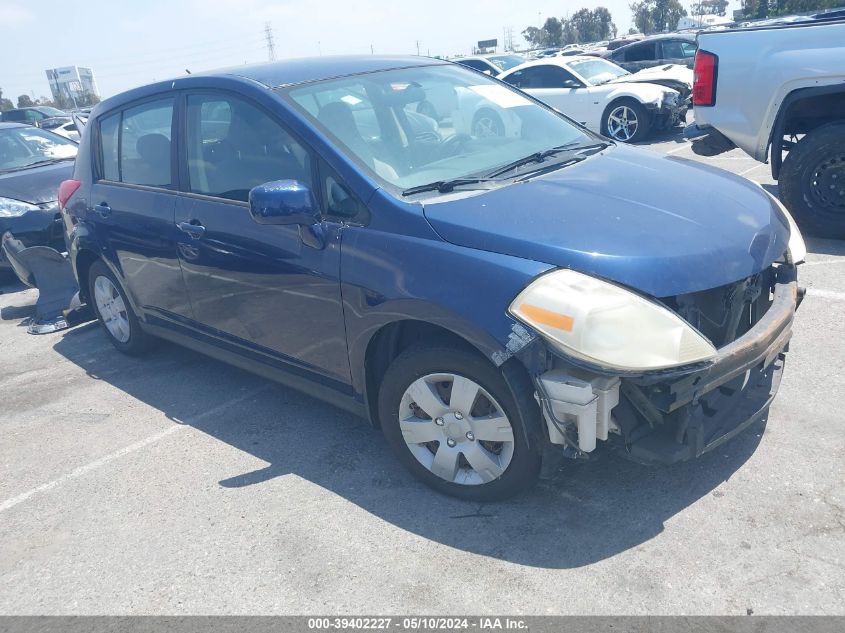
[264,22,276,62]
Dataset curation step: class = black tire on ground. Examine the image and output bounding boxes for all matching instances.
[378,344,542,501]
[601,98,652,143]
[778,122,845,239]
[471,108,505,138]
[87,259,155,356]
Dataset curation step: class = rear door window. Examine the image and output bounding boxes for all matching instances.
[621,42,657,62]
[96,97,174,188]
[661,40,696,59]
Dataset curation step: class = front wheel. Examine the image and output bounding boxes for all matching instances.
[778,122,845,238]
[378,345,542,500]
[601,99,651,143]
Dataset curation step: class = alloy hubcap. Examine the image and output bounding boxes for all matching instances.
[399,373,515,486]
[810,154,845,210]
[607,105,638,142]
[93,275,131,343]
[474,117,501,138]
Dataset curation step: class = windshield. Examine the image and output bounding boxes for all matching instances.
[283,64,593,192]
[569,59,629,85]
[0,126,77,172]
[37,106,67,117]
[488,55,525,71]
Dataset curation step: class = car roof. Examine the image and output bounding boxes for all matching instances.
[0,121,28,129]
[499,55,598,76]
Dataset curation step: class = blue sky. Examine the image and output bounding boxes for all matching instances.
[0,0,737,103]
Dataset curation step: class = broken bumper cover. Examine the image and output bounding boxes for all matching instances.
[533,266,800,465]
[621,267,799,464]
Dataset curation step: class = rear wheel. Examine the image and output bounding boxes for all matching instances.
[602,99,651,143]
[378,345,541,500]
[88,260,154,355]
[779,122,845,238]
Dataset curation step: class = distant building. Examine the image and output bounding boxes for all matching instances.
[45,66,99,106]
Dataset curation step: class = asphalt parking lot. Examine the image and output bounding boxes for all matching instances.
[1,129,844,615]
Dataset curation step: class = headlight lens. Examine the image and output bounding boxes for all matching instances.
[0,197,39,218]
[509,269,717,371]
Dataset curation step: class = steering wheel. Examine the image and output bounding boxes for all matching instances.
[439,133,472,157]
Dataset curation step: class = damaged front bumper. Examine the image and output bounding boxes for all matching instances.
[530,265,801,465]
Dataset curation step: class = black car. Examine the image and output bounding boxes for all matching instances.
[1,106,71,130]
[0,122,77,275]
[604,34,697,72]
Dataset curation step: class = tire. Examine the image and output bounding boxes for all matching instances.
[778,122,845,239]
[378,344,542,501]
[88,260,154,355]
[601,99,652,143]
[472,109,505,138]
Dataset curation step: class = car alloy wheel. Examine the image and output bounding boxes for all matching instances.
[809,153,845,211]
[473,113,503,138]
[606,105,639,142]
[93,275,131,343]
[398,372,515,485]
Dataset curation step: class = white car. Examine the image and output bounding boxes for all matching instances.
[498,57,690,142]
[453,54,526,77]
[49,120,81,142]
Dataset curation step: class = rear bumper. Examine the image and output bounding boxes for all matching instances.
[622,266,799,464]
[683,122,736,156]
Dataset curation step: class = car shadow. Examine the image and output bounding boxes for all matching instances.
[49,323,767,570]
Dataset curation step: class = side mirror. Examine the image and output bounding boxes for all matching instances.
[248,180,320,226]
[561,80,582,89]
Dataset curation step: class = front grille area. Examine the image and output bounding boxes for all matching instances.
[663,266,777,348]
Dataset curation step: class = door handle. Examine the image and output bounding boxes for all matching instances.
[177,220,206,239]
[96,202,111,218]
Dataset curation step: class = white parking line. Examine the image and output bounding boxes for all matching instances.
[0,385,273,514]
[806,288,845,302]
[739,164,765,176]
[666,144,691,155]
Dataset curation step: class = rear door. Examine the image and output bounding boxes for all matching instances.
[173,91,351,386]
[90,96,193,322]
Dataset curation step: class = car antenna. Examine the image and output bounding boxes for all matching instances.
[185,69,191,74]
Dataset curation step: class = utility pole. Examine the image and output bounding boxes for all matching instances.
[264,22,276,61]
[370,44,374,55]
[415,40,421,56]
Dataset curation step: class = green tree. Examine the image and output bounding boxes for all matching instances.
[630,0,687,33]
[690,0,729,14]
[567,8,618,43]
[17,94,34,108]
[0,87,14,112]
[543,17,564,47]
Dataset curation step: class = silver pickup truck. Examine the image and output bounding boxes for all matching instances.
[685,16,845,237]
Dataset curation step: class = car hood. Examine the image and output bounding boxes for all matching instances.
[0,161,74,205]
[608,64,693,95]
[421,144,790,298]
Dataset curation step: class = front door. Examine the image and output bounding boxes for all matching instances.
[174,91,350,386]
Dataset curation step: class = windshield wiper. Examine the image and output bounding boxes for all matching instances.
[486,141,609,178]
[16,157,75,170]
[401,177,500,197]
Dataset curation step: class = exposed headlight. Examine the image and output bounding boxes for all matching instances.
[509,269,717,371]
[662,92,679,107]
[760,188,806,264]
[0,197,39,218]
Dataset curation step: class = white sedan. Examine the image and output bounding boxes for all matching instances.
[498,57,690,142]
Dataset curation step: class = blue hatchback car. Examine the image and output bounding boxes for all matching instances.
[61,56,805,500]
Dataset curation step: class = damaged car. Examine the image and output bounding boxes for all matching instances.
[0,122,77,278]
[62,56,803,500]
[499,56,691,142]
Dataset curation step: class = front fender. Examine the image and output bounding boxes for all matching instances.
[604,83,670,107]
[340,225,552,400]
